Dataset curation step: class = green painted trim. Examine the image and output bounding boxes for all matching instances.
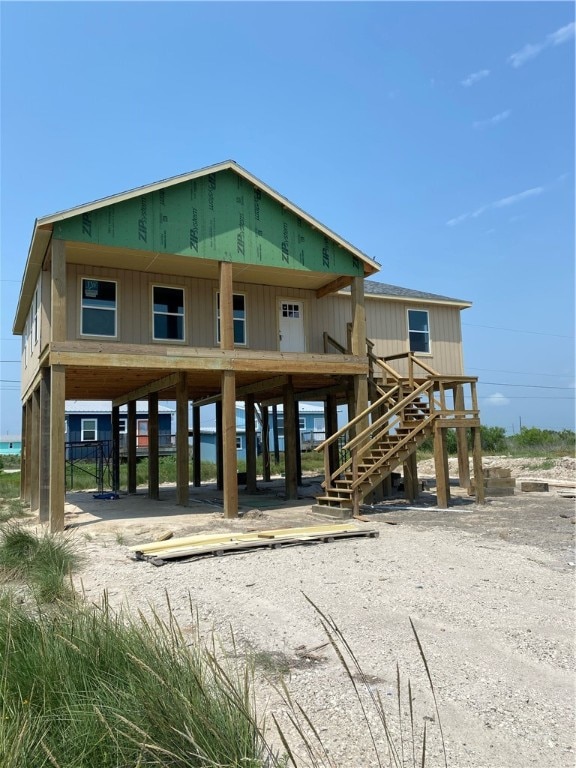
[53,170,363,277]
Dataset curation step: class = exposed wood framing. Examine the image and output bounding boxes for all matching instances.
[261,405,271,482]
[148,393,159,500]
[403,452,419,502]
[434,426,450,508]
[127,401,137,494]
[39,369,50,523]
[454,385,471,489]
[193,375,288,407]
[176,373,189,506]
[316,275,353,299]
[284,378,298,500]
[111,406,120,492]
[245,395,257,493]
[471,426,485,504]
[30,388,40,512]
[112,372,182,407]
[222,371,238,517]
[192,404,201,487]
[49,365,65,533]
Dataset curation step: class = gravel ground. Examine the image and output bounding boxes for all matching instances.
[60,457,575,768]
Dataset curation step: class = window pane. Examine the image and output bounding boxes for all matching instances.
[233,294,245,312]
[154,314,183,340]
[233,319,245,344]
[83,280,116,305]
[83,308,115,336]
[82,280,116,336]
[154,287,183,315]
[409,331,430,353]
[408,310,429,333]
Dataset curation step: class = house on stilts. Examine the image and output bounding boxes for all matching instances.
[13,160,483,532]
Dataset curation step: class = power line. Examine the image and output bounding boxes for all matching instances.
[463,322,574,339]
[479,381,575,390]
[469,366,574,379]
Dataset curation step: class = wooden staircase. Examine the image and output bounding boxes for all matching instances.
[314,350,481,514]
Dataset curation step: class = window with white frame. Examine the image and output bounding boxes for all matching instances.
[118,418,127,434]
[81,418,98,441]
[408,309,431,354]
[236,436,243,450]
[153,286,185,341]
[299,417,306,430]
[216,292,246,345]
[81,279,117,337]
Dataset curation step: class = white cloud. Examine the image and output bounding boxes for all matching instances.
[461,69,490,87]
[473,109,512,130]
[508,22,575,68]
[446,186,543,226]
[548,21,576,46]
[485,393,511,407]
[493,186,543,208]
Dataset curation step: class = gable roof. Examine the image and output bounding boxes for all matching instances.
[14,161,380,332]
[341,279,472,308]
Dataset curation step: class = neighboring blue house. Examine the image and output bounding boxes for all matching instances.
[65,401,174,460]
[198,407,261,463]
[0,435,22,455]
[236,402,334,452]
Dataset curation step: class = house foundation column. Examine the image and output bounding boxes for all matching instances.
[30,388,40,512]
[39,368,51,523]
[325,394,339,477]
[261,405,271,482]
[434,425,450,508]
[127,401,137,494]
[455,385,470,489]
[222,371,238,517]
[176,373,189,506]
[111,406,120,492]
[351,276,369,438]
[148,393,159,500]
[245,394,257,493]
[403,451,419,502]
[283,378,298,500]
[216,401,223,490]
[471,426,485,504]
[193,404,201,487]
[219,260,238,517]
[22,398,33,503]
[49,365,66,532]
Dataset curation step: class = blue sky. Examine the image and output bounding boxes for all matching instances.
[1,1,574,435]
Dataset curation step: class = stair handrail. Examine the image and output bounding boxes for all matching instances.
[343,380,432,455]
[349,412,436,490]
[314,384,401,453]
[323,380,435,487]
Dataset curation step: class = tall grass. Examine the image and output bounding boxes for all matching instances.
[0,524,83,602]
[0,596,276,768]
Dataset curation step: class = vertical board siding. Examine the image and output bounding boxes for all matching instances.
[64,266,465,374]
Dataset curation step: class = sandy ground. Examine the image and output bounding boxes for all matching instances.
[20,458,576,766]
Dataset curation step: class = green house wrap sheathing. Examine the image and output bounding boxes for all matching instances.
[53,169,363,277]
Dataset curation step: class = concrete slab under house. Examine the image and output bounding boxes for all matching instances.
[13,160,484,531]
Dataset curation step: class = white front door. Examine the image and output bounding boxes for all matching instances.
[278,300,305,352]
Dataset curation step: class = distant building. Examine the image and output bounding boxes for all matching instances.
[0,435,22,455]
[65,401,174,459]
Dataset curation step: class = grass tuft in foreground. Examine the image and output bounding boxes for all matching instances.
[0,524,84,602]
[0,596,277,768]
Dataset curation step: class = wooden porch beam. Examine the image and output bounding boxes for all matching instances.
[194,375,288,407]
[112,372,182,407]
[316,275,353,299]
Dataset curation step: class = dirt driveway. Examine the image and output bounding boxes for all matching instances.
[58,458,576,768]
